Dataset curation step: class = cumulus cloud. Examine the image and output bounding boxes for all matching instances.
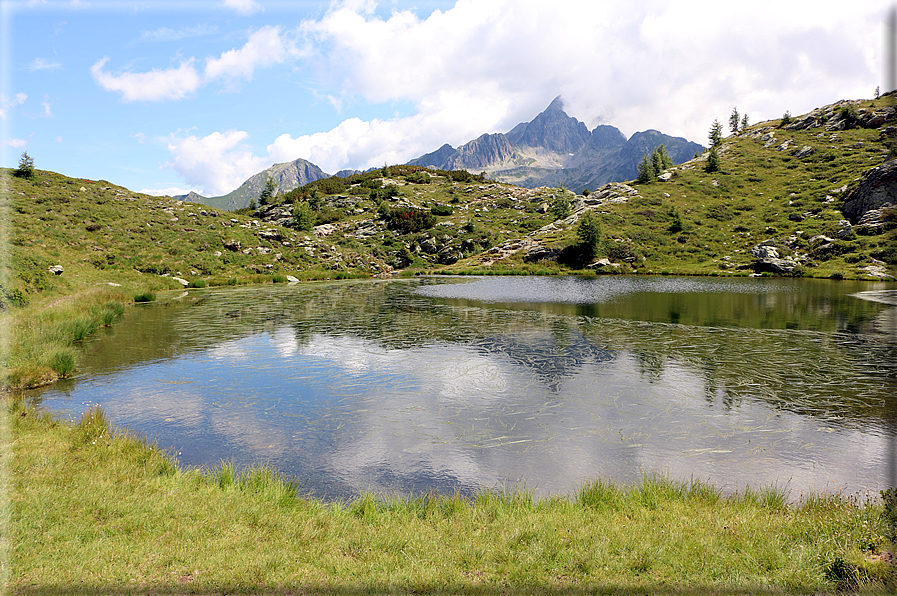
[94,26,295,101]
[158,0,887,189]
[91,57,202,102]
[204,26,292,86]
[5,138,28,149]
[165,129,270,196]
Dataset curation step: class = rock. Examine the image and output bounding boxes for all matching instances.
[808,235,836,245]
[223,239,241,252]
[419,237,439,254]
[523,244,561,263]
[314,223,337,237]
[792,145,815,159]
[788,213,804,222]
[590,258,612,268]
[657,172,673,182]
[751,242,798,273]
[286,275,300,283]
[536,202,549,214]
[172,277,189,286]
[857,207,890,231]
[258,229,284,242]
[860,265,897,280]
[213,251,222,257]
[436,246,462,265]
[843,159,897,222]
[48,265,64,275]
[776,140,793,152]
[836,220,853,238]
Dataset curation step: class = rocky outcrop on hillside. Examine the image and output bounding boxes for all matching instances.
[842,158,897,222]
[446,133,517,170]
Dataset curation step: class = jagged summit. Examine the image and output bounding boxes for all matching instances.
[409,97,703,191]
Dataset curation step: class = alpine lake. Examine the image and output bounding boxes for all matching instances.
[28,275,897,502]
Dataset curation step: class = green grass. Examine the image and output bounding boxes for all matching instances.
[8,402,895,594]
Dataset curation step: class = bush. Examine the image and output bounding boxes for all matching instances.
[188,278,207,288]
[431,204,453,216]
[134,291,156,303]
[272,274,287,283]
[385,208,436,233]
[292,201,315,231]
[49,349,77,378]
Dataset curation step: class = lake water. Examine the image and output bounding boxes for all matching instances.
[29,275,897,501]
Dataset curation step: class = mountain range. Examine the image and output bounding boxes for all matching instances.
[188,96,703,210]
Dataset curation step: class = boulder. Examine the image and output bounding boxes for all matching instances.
[48,265,64,275]
[842,159,897,222]
[657,172,673,182]
[836,220,854,238]
[792,146,815,159]
[172,277,189,286]
[223,239,241,252]
[751,242,798,273]
[258,229,284,242]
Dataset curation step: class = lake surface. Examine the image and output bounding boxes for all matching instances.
[29,275,897,501]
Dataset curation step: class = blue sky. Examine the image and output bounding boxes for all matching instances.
[1,0,892,197]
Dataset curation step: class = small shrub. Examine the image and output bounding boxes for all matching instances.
[431,204,453,216]
[188,278,207,288]
[134,291,156,303]
[272,274,287,283]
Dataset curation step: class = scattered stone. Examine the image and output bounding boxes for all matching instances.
[286,275,300,283]
[223,239,241,252]
[836,220,854,238]
[657,172,673,182]
[48,265,64,275]
[792,145,815,159]
[258,229,284,242]
[172,277,189,286]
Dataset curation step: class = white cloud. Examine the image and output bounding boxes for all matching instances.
[0,92,27,120]
[28,57,62,71]
[165,129,270,196]
[222,0,262,16]
[204,26,291,86]
[91,57,202,102]
[297,0,886,145]
[6,138,28,148]
[157,0,889,191]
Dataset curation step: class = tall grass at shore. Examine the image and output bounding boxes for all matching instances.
[0,285,127,388]
[8,401,895,594]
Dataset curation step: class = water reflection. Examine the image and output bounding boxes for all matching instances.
[30,276,897,501]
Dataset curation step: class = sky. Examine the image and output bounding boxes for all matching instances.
[1,0,893,198]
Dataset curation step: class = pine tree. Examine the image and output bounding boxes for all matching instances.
[729,107,740,134]
[705,146,720,173]
[14,151,34,180]
[740,113,749,131]
[709,119,723,147]
[637,152,656,183]
[259,177,276,206]
[576,210,602,258]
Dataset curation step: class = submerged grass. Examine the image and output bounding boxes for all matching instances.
[8,402,896,595]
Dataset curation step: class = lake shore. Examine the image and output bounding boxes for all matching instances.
[7,399,896,595]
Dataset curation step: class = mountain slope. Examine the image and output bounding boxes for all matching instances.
[409,97,703,192]
[198,158,330,211]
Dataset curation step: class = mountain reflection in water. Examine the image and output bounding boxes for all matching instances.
[30,276,897,501]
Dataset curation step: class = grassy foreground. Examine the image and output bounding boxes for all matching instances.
[6,401,895,595]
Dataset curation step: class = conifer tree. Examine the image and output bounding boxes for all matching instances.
[709,119,723,146]
[729,107,740,134]
[14,151,34,180]
[637,152,656,183]
[741,113,749,131]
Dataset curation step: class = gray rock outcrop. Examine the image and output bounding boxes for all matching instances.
[842,159,897,222]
